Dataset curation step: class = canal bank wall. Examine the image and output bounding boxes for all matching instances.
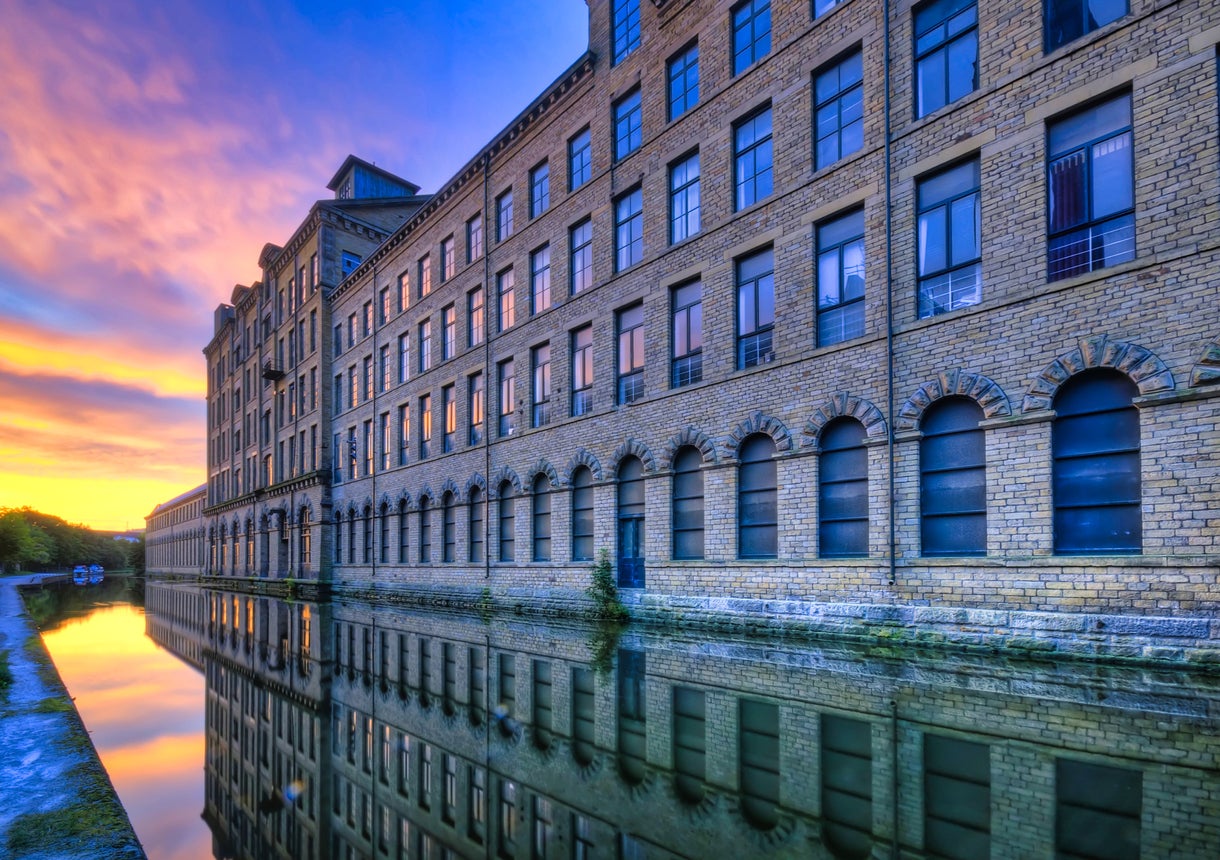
[179,571,1220,670]
[0,575,145,860]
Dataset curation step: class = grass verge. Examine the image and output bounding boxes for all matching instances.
[4,763,135,856]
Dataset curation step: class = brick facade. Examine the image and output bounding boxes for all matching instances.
[183,1,1220,659]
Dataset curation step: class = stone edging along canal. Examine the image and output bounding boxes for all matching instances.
[0,575,144,860]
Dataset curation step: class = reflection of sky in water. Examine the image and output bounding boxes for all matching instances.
[41,603,208,860]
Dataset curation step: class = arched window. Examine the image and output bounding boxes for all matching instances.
[738,434,778,559]
[672,446,704,560]
[820,419,869,558]
[571,467,594,562]
[442,492,456,563]
[498,481,515,562]
[379,502,390,563]
[1053,369,1141,554]
[334,513,343,564]
[921,398,986,556]
[245,518,255,570]
[468,487,485,563]
[362,505,373,564]
[617,456,646,587]
[347,511,357,564]
[418,497,432,563]
[299,508,312,570]
[397,500,409,563]
[218,523,227,573]
[532,475,552,562]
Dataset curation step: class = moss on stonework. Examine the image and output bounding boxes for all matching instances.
[3,764,137,857]
[33,695,74,713]
[0,649,12,701]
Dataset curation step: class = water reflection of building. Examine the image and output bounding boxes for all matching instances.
[146,583,1220,859]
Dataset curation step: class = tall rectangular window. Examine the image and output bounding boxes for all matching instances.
[571,325,594,417]
[917,159,981,317]
[612,0,641,64]
[1047,92,1134,282]
[735,106,773,210]
[469,372,485,445]
[419,394,431,459]
[378,287,390,325]
[815,50,864,170]
[418,320,432,373]
[668,43,700,121]
[348,366,357,409]
[1046,0,1125,52]
[442,305,456,361]
[531,245,552,314]
[442,385,456,453]
[362,356,373,401]
[496,190,513,242]
[732,0,771,75]
[569,128,592,191]
[531,344,552,428]
[570,219,593,295]
[497,268,515,332]
[379,412,391,471]
[737,249,775,368]
[440,236,455,282]
[363,420,374,475]
[397,334,409,384]
[418,255,432,299]
[614,89,643,161]
[615,188,644,272]
[914,0,978,118]
[817,209,866,345]
[617,304,645,404]
[498,360,515,437]
[397,405,409,466]
[468,287,485,347]
[669,152,701,244]
[467,213,483,262]
[671,281,703,388]
[397,272,408,312]
[379,344,391,392]
[530,162,550,218]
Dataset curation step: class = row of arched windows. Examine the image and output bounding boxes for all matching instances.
[331,367,1144,572]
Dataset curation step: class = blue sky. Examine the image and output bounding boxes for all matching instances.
[0,0,589,528]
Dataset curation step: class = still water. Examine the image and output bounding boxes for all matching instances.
[33,580,211,859]
[37,579,1220,859]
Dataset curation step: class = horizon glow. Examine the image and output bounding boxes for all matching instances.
[0,0,589,530]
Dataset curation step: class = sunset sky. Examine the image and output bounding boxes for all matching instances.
[0,0,589,530]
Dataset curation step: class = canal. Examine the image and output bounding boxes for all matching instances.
[31,579,1220,858]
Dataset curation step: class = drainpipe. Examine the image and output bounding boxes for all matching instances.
[482,155,493,584]
[884,0,897,588]
[370,260,379,594]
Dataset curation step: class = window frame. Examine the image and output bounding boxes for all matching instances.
[614,187,644,272]
[736,248,776,369]
[814,48,864,170]
[734,105,774,211]
[669,151,701,244]
[816,208,866,346]
[913,0,979,118]
[571,325,594,417]
[668,42,700,121]
[732,0,772,76]
[617,303,646,405]
[916,158,982,318]
[613,89,643,162]
[569,128,592,191]
[670,280,703,389]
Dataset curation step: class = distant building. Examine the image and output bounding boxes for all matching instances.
[191,0,1220,655]
[144,483,206,576]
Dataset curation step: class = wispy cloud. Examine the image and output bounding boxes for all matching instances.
[0,0,587,529]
